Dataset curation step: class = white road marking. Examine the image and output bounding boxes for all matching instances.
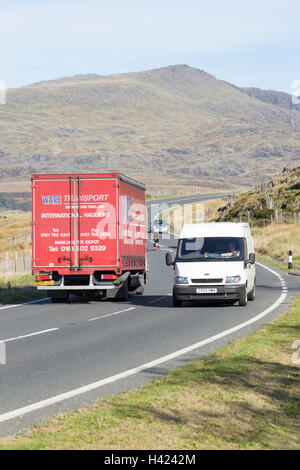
[0,297,49,311]
[88,307,136,322]
[3,328,59,343]
[0,262,288,424]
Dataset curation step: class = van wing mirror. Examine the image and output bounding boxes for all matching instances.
[165,252,175,266]
[249,253,255,264]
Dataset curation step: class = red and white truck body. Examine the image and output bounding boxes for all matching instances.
[31,173,147,301]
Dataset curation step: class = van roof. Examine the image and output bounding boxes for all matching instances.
[180,223,250,239]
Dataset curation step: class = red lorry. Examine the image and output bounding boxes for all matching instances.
[31,173,147,302]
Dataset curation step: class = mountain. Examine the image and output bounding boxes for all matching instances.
[0,64,300,195]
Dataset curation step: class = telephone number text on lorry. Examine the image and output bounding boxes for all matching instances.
[60,245,106,252]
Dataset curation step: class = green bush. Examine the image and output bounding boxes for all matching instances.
[252,208,275,220]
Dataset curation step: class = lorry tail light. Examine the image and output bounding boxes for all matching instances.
[101,274,118,280]
[35,274,52,281]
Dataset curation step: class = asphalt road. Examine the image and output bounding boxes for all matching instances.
[0,194,299,436]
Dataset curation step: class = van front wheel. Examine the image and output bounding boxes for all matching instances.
[172,291,182,307]
[248,283,255,301]
[239,288,248,307]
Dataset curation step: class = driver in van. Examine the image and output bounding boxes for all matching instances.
[221,241,240,258]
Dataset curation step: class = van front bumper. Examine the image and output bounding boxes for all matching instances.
[174,284,246,301]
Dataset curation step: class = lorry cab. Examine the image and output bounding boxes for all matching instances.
[166,222,256,307]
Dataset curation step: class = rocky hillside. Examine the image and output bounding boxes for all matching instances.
[237,87,300,112]
[218,166,300,221]
[1,64,300,194]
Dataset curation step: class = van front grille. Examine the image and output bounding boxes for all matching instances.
[191,278,223,284]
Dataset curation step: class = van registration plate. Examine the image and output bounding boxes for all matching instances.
[196,288,218,294]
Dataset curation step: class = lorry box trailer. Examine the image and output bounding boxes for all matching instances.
[32,173,147,302]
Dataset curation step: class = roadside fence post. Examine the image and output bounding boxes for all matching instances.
[288,250,293,270]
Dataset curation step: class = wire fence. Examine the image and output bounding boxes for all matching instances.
[237,211,300,227]
[9,231,31,247]
[0,250,32,275]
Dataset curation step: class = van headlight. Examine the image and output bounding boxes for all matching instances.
[226,275,241,283]
[176,276,188,284]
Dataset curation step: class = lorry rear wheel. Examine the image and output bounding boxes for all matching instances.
[49,291,69,303]
[51,295,69,303]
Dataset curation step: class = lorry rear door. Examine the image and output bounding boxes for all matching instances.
[32,177,75,270]
[76,176,118,269]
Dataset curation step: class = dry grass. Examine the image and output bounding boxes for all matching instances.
[252,223,300,266]
[0,210,31,258]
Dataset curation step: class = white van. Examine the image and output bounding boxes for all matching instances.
[166,222,256,307]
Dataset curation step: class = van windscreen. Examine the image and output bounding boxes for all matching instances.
[177,237,245,262]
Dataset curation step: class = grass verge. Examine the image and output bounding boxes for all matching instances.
[0,294,299,450]
[252,223,300,268]
[0,274,43,306]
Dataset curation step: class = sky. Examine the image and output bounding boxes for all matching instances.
[0,0,299,93]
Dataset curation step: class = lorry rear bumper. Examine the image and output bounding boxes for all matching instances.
[38,285,116,290]
[174,284,246,301]
[36,273,119,290]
